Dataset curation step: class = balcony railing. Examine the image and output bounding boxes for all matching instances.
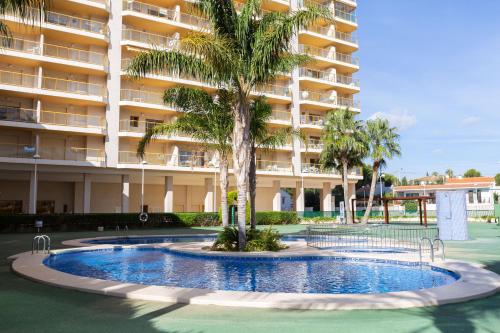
[298,44,359,65]
[256,160,293,173]
[39,146,105,162]
[0,143,35,158]
[300,114,325,126]
[40,110,105,128]
[45,11,107,35]
[122,0,209,29]
[0,36,40,54]
[304,140,324,150]
[300,90,334,104]
[118,150,216,168]
[335,30,357,44]
[0,106,37,123]
[122,28,178,49]
[253,83,291,97]
[120,89,165,106]
[335,8,357,23]
[300,68,359,87]
[119,119,165,133]
[301,163,337,175]
[119,151,171,166]
[43,43,106,66]
[337,96,360,108]
[0,70,37,88]
[269,110,292,122]
[42,76,105,97]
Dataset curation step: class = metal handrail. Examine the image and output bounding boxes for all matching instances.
[32,235,50,254]
[433,238,445,261]
[419,237,434,263]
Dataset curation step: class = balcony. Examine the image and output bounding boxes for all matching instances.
[269,110,292,123]
[337,96,360,109]
[122,0,209,30]
[40,110,105,129]
[304,139,324,150]
[38,146,105,163]
[334,8,357,24]
[122,28,178,49]
[301,163,337,175]
[256,159,293,173]
[253,83,291,98]
[0,69,37,88]
[300,114,325,126]
[0,36,40,55]
[0,143,34,159]
[120,89,164,106]
[0,106,36,123]
[300,89,334,104]
[42,76,105,97]
[118,150,217,169]
[299,68,360,90]
[119,119,164,133]
[298,44,359,67]
[45,11,107,35]
[43,43,107,66]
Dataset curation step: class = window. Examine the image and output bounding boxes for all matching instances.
[37,200,55,214]
[468,191,474,204]
[130,116,139,128]
[477,190,482,203]
[0,200,22,214]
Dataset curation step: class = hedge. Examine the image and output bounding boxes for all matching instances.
[0,211,299,233]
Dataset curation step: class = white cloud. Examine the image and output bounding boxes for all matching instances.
[460,116,481,126]
[368,109,417,131]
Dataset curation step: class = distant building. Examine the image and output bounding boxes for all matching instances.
[394,177,496,210]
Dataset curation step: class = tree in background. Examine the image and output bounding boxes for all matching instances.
[464,169,481,178]
[127,0,331,250]
[137,87,234,227]
[401,176,408,186]
[321,109,368,224]
[445,168,454,178]
[0,0,48,39]
[495,173,500,186]
[361,118,400,224]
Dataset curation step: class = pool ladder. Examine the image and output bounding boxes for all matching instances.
[32,235,51,254]
[419,237,445,263]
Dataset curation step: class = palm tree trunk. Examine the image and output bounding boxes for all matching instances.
[232,98,251,251]
[219,157,229,227]
[249,145,257,230]
[342,161,353,224]
[362,163,379,224]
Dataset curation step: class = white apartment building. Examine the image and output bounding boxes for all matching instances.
[0,0,361,215]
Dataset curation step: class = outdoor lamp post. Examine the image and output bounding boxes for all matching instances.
[140,160,147,213]
[32,153,40,214]
[379,172,385,199]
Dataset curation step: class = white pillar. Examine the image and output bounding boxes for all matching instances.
[28,170,37,214]
[295,181,304,212]
[322,182,332,216]
[164,176,174,212]
[121,174,129,213]
[347,182,357,216]
[272,180,282,211]
[204,177,214,212]
[83,174,91,214]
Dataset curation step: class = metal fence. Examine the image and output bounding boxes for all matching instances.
[298,209,495,219]
[306,224,439,251]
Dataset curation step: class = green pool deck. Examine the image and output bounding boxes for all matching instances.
[1,223,499,333]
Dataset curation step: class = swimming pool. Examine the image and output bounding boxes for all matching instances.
[44,247,459,294]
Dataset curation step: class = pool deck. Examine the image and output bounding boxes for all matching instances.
[2,223,500,333]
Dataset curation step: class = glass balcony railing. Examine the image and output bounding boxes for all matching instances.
[0,143,35,158]
[43,43,106,66]
[300,68,359,87]
[300,114,325,126]
[122,28,178,49]
[298,44,359,65]
[335,30,357,44]
[119,151,171,166]
[120,89,165,106]
[0,36,40,54]
[304,140,324,150]
[45,11,107,35]
[119,119,165,133]
[337,96,360,109]
[0,106,37,123]
[334,8,357,23]
[42,76,105,97]
[118,151,216,168]
[301,163,337,175]
[269,110,292,122]
[253,83,291,97]
[40,110,105,128]
[39,146,105,162]
[299,90,335,104]
[0,70,37,88]
[256,159,293,173]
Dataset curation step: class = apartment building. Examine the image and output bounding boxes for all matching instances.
[0,0,361,215]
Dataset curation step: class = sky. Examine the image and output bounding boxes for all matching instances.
[356,0,500,179]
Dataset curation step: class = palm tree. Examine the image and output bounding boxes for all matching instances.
[127,0,331,250]
[361,118,401,224]
[445,168,454,178]
[248,98,297,230]
[137,87,234,226]
[320,109,368,224]
[0,0,48,40]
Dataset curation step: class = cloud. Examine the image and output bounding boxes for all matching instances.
[368,109,417,131]
[460,116,481,126]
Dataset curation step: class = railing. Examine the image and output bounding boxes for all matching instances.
[300,68,359,87]
[269,110,292,122]
[306,224,439,251]
[300,90,334,104]
[335,8,357,23]
[119,150,171,166]
[256,159,293,173]
[0,106,36,123]
[118,151,216,168]
[43,43,106,66]
[119,119,165,133]
[337,96,360,108]
[120,89,165,106]
[301,114,325,126]
[45,11,107,35]
[298,44,359,65]
[122,0,209,29]
[42,76,105,97]
[122,28,178,49]
[304,139,323,150]
[0,36,40,54]
[253,83,291,97]
[0,143,35,158]
[40,110,105,128]
[301,163,337,175]
[335,30,357,44]
[39,146,105,162]
[0,70,37,87]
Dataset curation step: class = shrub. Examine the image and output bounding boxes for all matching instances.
[255,211,298,225]
[403,200,418,212]
[211,226,287,252]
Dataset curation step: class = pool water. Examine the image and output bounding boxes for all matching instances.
[85,235,307,245]
[44,248,459,294]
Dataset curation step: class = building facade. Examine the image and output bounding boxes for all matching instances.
[0,0,361,214]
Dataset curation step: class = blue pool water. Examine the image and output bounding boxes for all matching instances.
[85,235,307,245]
[44,248,459,294]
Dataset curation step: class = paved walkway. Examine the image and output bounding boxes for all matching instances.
[1,223,499,333]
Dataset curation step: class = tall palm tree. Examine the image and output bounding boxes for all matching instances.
[445,168,454,179]
[361,118,401,224]
[320,109,368,224]
[248,98,297,230]
[137,87,234,226]
[127,0,331,250]
[0,0,48,39]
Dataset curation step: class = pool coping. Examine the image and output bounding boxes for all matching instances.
[10,241,500,311]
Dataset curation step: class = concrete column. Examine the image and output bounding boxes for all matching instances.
[272,180,282,211]
[347,182,357,216]
[121,174,129,213]
[104,0,123,167]
[164,176,174,212]
[28,170,37,214]
[290,0,302,176]
[204,178,214,212]
[83,174,91,214]
[321,182,332,216]
[35,99,41,123]
[295,181,304,212]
